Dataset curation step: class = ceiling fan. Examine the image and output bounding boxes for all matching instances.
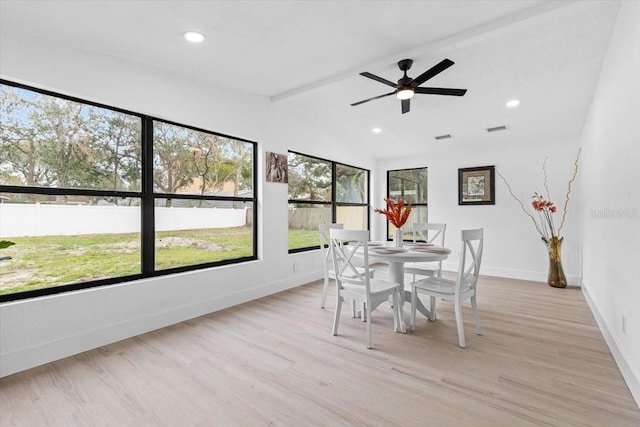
[351,58,467,114]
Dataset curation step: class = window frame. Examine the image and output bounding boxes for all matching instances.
[0,79,258,302]
[386,167,428,242]
[287,150,370,253]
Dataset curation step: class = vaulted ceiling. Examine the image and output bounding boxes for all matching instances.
[0,1,620,158]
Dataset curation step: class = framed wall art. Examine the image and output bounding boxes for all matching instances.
[265,151,288,183]
[458,165,495,205]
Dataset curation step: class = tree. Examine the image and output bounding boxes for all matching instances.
[1,85,143,204]
[287,153,331,201]
[93,113,141,194]
[32,97,98,192]
[153,122,196,206]
[336,166,366,203]
[2,84,252,210]
[0,87,50,195]
[229,139,253,207]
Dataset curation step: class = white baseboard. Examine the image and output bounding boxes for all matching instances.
[442,261,581,286]
[0,270,323,378]
[582,285,640,408]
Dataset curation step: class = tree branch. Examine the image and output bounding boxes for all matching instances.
[558,148,581,236]
[497,171,545,237]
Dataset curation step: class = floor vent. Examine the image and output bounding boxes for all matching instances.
[486,125,508,133]
[434,134,452,140]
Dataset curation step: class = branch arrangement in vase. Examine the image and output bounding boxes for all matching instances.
[498,148,581,288]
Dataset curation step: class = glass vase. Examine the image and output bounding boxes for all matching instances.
[393,228,404,247]
[547,237,567,288]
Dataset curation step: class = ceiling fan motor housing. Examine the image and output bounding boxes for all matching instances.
[398,59,415,96]
[398,59,414,72]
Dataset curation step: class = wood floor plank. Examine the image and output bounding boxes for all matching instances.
[1,274,639,426]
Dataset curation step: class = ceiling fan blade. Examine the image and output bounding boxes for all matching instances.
[415,87,467,96]
[401,99,410,114]
[411,58,455,87]
[360,72,398,88]
[351,91,395,107]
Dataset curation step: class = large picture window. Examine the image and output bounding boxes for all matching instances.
[0,80,257,301]
[387,167,428,241]
[287,151,369,252]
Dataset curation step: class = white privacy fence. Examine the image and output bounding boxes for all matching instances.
[0,203,248,238]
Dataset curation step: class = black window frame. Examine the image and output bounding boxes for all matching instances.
[287,150,370,253]
[0,79,258,302]
[386,167,428,242]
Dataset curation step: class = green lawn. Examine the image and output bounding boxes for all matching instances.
[0,227,253,295]
[288,229,321,250]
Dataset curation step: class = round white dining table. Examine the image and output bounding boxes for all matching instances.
[364,243,449,319]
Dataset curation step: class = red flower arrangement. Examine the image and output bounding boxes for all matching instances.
[375,198,412,228]
[531,192,558,243]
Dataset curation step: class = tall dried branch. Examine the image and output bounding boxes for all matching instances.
[542,156,551,200]
[497,172,545,237]
[558,148,581,236]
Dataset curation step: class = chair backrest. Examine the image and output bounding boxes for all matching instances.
[329,229,371,293]
[319,223,344,271]
[412,222,446,245]
[457,228,484,290]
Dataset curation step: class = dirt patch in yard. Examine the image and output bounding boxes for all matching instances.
[0,268,37,290]
[155,237,222,251]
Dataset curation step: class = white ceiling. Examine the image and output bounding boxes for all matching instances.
[0,0,621,158]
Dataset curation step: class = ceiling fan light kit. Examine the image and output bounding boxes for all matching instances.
[183,31,205,43]
[396,88,414,100]
[352,58,467,114]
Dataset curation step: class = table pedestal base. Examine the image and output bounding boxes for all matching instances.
[388,261,433,320]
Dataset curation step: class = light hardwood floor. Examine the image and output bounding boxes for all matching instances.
[1,274,639,426]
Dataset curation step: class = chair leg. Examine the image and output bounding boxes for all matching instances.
[396,290,406,333]
[392,293,399,332]
[320,276,329,308]
[429,296,437,321]
[471,295,482,335]
[361,302,367,322]
[410,287,417,331]
[351,299,357,318]
[454,298,466,348]
[332,296,342,336]
[366,305,373,349]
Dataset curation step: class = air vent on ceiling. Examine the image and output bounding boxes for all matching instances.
[434,134,452,141]
[486,125,508,133]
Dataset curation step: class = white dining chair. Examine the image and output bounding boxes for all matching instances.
[330,229,405,349]
[319,224,369,319]
[404,223,446,281]
[319,223,344,309]
[409,228,483,348]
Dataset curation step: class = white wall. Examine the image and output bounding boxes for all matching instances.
[0,34,376,377]
[375,135,583,284]
[579,0,640,404]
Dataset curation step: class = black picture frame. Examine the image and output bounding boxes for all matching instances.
[458,165,495,205]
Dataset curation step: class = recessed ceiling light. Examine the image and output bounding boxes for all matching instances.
[183,31,205,43]
[506,99,520,108]
[372,128,382,134]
